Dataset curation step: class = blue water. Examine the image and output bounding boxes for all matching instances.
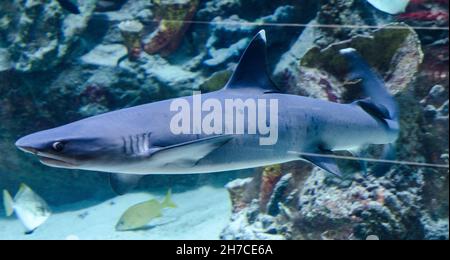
[0,0,448,240]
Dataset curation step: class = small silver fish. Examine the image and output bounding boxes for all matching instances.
[3,184,52,234]
[116,189,177,232]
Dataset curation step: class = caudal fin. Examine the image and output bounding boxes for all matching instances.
[162,189,177,209]
[340,48,400,176]
[3,190,14,217]
[340,48,399,121]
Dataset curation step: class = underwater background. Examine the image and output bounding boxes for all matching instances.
[0,0,448,240]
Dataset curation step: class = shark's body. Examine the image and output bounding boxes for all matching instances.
[57,91,396,175]
[15,31,399,194]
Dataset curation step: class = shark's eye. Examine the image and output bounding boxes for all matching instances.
[52,142,65,152]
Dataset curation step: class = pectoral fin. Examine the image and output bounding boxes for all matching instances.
[349,146,369,176]
[110,174,144,195]
[302,150,343,178]
[150,135,233,168]
[354,99,391,121]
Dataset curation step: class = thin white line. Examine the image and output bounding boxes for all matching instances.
[289,151,449,169]
[152,19,450,31]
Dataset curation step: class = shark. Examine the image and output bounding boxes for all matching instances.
[15,30,399,194]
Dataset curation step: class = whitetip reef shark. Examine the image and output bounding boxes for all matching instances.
[15,30,399,194]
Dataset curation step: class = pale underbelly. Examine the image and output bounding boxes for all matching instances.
[111,147,298,175]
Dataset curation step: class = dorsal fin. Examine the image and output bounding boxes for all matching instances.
[225,30,280,93]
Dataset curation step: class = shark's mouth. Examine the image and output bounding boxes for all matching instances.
[38,155,76,169]
[17,146,77,168]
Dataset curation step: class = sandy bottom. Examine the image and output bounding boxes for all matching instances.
[0,186,231,240]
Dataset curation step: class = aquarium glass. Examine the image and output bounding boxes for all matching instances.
[0,0,448,240]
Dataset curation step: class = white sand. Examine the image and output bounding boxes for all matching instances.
[0,186,231,240]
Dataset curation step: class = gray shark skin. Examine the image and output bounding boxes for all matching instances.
[15,31,399,194]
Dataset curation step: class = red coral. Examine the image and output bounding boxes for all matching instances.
[320,78,339,102]
[397,0,449,22]
[409,0,448,5]
[144,0,199,57]
[420,44,449,85]
[80,84,109,103]
[397,10,449,21]
[259,165,282,212]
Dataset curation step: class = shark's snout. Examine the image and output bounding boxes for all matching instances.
[15,134,78,169]
[15,136,39,154]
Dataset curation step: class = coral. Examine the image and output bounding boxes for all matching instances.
[415,41,449,166]
[398,10,449,21]
[220,200,286,240]
[0,48,10,72]
[95,0,128,12]
[199,70,233,93]
[259,165,283,212]
[398,0,449,22]
[144,0,199,57]
[316,0,392,44]
[81,44,127,67]
[204,38,250,67]
[419,85,449,164]
[290,167,430,240]
[118,20,144,61]
[421,216,449,240]
[225,178,254,213]
[143,57,200,96]
[419,41,449,87]
[267,173,292,216]
[0,0,98,72]
[395,0,449,44]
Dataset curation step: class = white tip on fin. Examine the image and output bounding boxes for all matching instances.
[3,190,14,217]
[340,48,356,55]
[258,30,267,43]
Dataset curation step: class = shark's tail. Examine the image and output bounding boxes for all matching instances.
[340,48,400,175]
[339,48,399,122]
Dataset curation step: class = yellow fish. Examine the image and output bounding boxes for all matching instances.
[116,189,177,231]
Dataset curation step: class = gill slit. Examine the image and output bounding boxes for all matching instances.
[123,133,152,156]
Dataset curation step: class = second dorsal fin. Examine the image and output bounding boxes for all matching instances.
[225,30,280,93]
